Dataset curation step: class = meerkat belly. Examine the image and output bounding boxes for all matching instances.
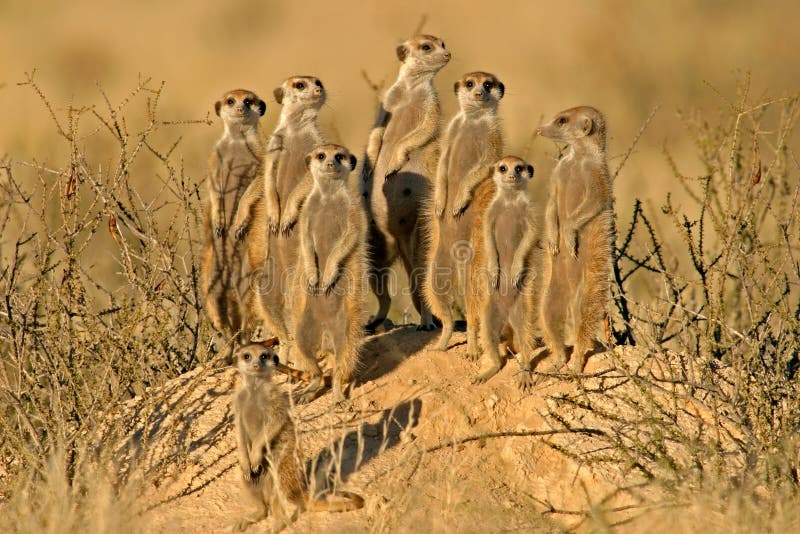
[556,164,587,233]
[445,122,488,211]
[493,212,525,307]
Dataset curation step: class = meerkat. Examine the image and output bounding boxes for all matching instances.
[425,71,505,354]
[202,89,266,344]
[233,343,364,532]
[537,106,613,374]
[360,34,451,332]
[233,76,327,360]
[292,145,367,403]
[467,157,539,389]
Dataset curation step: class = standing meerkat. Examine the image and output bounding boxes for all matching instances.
[233,343,364,532]
[202,89,266,343]
[293,145,367,403]
[467,157,539,389]
[537,106,613,373]
[360,34,451,332]
[233,76,327,359]
[425,71,505,354]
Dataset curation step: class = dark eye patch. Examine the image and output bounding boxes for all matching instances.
[483,81,493,90]
[499,165,507,173]
[558,116,568,125]
[421,43,431,51]
[317,152,325,160]
[315,80,323,88]
[514,165,523,174]
[243,353,251,361]
[465,80,474,89]
[260,352,268,360]
[226,98,235,105]
[295,82,306,90]
[335,153,345,162]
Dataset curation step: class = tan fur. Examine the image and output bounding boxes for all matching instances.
[233,76,327,361]
[233,342,364,531]
[537,106,613,373]
[202,89,266,343]
[360,34,451,331]
[293,145,368,403]
[424,71,505,353]
[467,157,540,390]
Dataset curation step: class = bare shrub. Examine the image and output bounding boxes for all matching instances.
[0,74,217,529]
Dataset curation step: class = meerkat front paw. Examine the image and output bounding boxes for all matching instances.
[385,151,408,179]
[450,193,471,217]
[233,223,248,241]
[434,195,446,218]
[305,269,319,293]
[547,234,559,256]
[214,224,226,238]
[320,267,340,294]
[279,215,297,235]
[488,266,500,290]
[511,266,527,289]
[563,227,578,259]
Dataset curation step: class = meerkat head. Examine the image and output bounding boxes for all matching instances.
[396,34,451,74]
[305,144,357,183]
[273,76,326,111]
[214,89,266,126]
[234,342,279,377]
[537,106,607,151]
[491,156,534,191]
[454,71,504,112]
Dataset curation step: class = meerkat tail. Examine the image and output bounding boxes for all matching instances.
[306,491,365,512]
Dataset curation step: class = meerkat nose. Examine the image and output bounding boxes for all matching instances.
[443,51,451,60]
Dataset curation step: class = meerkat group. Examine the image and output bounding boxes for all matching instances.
[199,34,615,530]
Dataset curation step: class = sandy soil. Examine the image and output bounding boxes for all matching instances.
[134,327,663,533]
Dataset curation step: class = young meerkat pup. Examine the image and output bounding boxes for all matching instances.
[425,71,505,354]
[233,76,327,360]
[360,34,451,332]
[537,106,613,374]
[233,343,364,532]
[202,89,266,343]
[468,157,539,389]
[293,145,367,403]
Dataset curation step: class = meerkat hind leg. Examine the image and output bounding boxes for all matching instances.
[473,308,503,384]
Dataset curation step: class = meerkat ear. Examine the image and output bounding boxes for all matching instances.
[527,164,534,177]
[214,101,222,117]
[582,116,594,136]
[273,87,284,105]
[497,82,505,99]
[349,154,357,170]
[453,81,460,94]
[305,154,312,169]
[257,99,266,116]
[396,44,409,62]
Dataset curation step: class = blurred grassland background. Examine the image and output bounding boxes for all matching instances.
[0,0,798,310]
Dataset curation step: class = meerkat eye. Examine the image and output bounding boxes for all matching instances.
[441,41,446,48]
[465,81,474,89]
[514,165,523,174]
[335,153,345,162]
[557,116,568,125]
[421,44,431,52]
[315,80,323,88]
[483,81,493,91]
[499,165,507,173]
[260,352,269,361]
[242,353,251,361]
[317,153,325,160]
[295,82,306,90]
[226,98,235,106]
